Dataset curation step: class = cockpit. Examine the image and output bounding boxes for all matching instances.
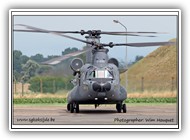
[88,69,114,79]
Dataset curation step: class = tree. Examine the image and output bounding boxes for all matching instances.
[20,55,29,64]
[127,55,144,67]
[36,65,52,75]
[13,50,23,73]
[135,55,144,62]
[21,60,40,83]
[30,54,44,63]
[62,47,79,55]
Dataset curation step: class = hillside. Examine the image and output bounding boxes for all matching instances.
[121,39,177,92]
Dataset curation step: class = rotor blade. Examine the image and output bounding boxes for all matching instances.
[42,46,96,65]
[102,33,156,37]
[101,31,168,37]
[111,41,175,47]
[14,24,94,45]
[119,68,128,74]
[101,31,167,34]
[14,29,157,37]
[14,29,81,34]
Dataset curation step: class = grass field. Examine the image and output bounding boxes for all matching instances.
[120,39,177,92]
[13,97,176,104]
[13,90,177,104]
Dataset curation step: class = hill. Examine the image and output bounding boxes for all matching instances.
[121,39,177,92]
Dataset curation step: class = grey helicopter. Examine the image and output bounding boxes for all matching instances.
[14,24,175,113]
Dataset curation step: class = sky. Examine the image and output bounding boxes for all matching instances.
[13,12,177,64]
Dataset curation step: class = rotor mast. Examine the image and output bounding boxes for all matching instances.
[85,34,101,63]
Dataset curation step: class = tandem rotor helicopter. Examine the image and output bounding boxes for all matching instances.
[14,24,174,113]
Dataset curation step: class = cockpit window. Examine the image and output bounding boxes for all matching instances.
[89,70,113,78]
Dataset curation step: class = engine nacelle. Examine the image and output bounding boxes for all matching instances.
[70,58,84,72]
[108,58,119,67]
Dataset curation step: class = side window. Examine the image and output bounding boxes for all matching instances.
[105,70,113,78]
[89,71,95,78]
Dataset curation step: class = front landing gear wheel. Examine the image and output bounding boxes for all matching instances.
[69,103,79,113]
[122,104,127,113]
[70,103,74,113]
[67,103,70,111]
[116,103,122,113]
[76,103,79,113]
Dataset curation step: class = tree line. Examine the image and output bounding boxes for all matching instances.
[13,47,143,93]
[13,47,81,82]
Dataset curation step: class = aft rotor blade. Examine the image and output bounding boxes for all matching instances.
[42,46,95,65]
[102,33,156,37]
[101,31,168,37]
[119,68,128,74]
[112,41,175,47]
[14,24,94,45]
[101,31,167,34]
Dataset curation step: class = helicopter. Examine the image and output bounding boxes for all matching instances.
[14,24,175,113]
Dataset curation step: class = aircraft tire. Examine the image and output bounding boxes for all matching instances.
[122,104,127,113]
[116,103,122,113]
[70,103,74,113]
[67,103,70,111]
[76,103,79,113]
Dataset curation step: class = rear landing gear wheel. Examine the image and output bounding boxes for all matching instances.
[116,103,127,113]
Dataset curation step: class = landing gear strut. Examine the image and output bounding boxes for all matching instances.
[116,103,127,113]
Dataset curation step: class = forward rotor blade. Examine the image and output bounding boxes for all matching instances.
[14,29,80,34]
[112,41,175,47]
[14,24,93,45]
[41,50,84,65]
[14,29,157,37]
[42,46,95,65]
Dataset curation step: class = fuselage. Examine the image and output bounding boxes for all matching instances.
[67,48,127,105]
[67,63,127,104]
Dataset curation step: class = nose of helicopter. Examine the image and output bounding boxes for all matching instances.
[92,82,111,92]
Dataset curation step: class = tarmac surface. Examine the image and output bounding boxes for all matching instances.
[13,104,177,125]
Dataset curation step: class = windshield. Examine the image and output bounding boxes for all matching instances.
[89,69,113,79]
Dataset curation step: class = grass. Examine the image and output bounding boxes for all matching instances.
[13,97,176,104]
[13,89,177,105]
[14,103,176,107]
[120,39,177,92]
[127,91,177,98]
[125,97,176,103]
[13,98,67,104]
[14,92,68,99]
